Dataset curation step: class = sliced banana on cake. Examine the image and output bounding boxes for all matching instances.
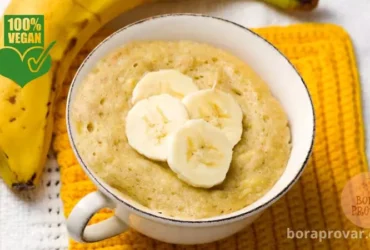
[132,69,199,104]
[168,119,233,188]
[125,94,188,161]
[182,89,243,147]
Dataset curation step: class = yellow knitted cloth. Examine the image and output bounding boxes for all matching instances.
[53,24,370,250]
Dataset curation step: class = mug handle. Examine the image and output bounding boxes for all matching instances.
[66,191,128,242]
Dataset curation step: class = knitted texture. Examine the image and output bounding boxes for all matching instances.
[53,24,370,250]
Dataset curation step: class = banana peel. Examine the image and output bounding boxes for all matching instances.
[0,0,151,190]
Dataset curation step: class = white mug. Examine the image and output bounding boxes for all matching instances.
[66,14,315,245]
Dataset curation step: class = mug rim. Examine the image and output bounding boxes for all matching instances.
[66,13,316,225]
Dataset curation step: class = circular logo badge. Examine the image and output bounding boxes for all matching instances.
[341,172,370,228]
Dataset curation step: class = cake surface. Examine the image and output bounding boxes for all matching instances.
[71,41,291,219]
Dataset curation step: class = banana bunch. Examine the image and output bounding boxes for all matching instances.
[0,0,151,190]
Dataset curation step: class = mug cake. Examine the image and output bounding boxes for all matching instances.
[71,40,291,219]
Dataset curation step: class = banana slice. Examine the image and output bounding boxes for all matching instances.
[182,89,243,147]
[125,94,188,161]
[132,69,199,104]
[168,119,233,188]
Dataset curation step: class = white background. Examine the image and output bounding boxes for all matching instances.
[0,0,369,249]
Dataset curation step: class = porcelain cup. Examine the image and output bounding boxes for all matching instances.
[66,14,315,245]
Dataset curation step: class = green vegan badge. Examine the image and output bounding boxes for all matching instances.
[0,15,56,87]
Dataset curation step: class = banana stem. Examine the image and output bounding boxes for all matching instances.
[259,0,319,10]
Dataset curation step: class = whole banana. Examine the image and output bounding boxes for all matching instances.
[0,0,151,190]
